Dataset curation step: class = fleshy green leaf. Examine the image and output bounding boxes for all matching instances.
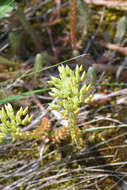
[0,0,15,19]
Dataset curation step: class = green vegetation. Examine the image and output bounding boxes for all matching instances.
[0,0,15,19]
[0,0,127,189]
[48,65,94,144]
[0,103,32,141]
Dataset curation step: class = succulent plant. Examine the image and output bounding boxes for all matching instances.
[48,64,96,144]
[0,103,33,142]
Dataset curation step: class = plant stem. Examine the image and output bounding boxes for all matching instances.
[70,113,78,144]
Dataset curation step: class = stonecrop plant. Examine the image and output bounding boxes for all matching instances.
[48,64,96,144]
[0,65,96,146]
[0,103,33,142]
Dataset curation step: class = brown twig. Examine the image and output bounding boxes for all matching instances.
[69,0,78,50]
[105,43,127,56]
[84,0,127,11]
[55,0,61,19]
[47,26,58,62]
